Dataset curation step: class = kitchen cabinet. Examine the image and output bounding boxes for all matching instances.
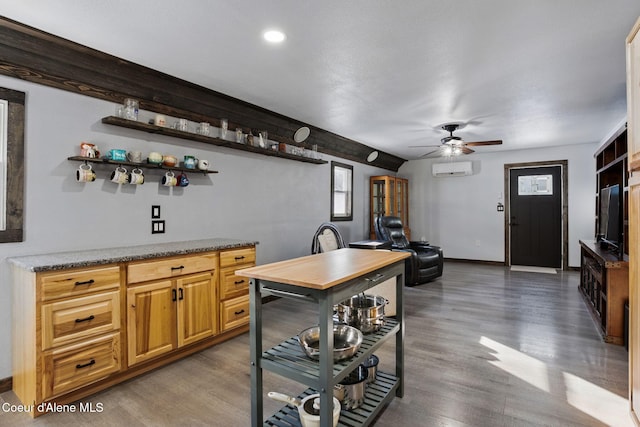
[238,248,410,427]
[9,238,256,417]
[126,254,218,366]
[369,175,410,239]
[219,247,255,332]
[13,264,124,408]
[627,15,640,425]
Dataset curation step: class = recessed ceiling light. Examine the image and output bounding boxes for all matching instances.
[263,30,286,43]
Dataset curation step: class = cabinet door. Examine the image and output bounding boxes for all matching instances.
[127,280,176,366]
[630,174,640,419]
[397,178,410,238]
[176,272,217,347]
[370,176,395,238]
[628,18,640,165]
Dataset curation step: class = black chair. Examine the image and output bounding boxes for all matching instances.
[311,222,347,254]
[374,216,443,285]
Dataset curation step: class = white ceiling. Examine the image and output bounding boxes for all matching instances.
[2,1,640,160]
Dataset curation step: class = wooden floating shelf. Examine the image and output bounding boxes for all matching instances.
[67,156,219,175]
[101,116,328,165]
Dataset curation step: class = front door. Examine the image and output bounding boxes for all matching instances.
[509,166,562,268]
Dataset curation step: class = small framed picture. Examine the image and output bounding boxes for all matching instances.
[151,205,161,219]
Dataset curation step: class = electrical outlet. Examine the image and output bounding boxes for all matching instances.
[152,220,165,234]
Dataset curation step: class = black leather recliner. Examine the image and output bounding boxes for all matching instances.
[375,216,443,286]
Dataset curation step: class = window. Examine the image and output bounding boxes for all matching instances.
[0,87,25,243]
[331,161,353,221]
[518,174,553,196]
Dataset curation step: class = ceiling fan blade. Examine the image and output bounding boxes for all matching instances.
[409,144,442,148]
[420,148,444,158]
[464,139,502,147]
[461,146,475,155]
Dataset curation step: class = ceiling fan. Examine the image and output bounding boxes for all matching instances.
[410,123,502,157]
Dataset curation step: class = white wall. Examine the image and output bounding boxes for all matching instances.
[399,143,598,266]
[0,75,390,378]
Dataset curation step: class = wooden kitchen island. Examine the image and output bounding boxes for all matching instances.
[237,248,410,427]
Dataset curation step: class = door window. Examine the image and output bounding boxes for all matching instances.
[518,174,553,196]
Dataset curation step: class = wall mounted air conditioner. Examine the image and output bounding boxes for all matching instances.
[432,161,473,177]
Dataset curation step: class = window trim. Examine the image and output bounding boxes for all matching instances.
[0,87,25,243]
[330,161,353,222]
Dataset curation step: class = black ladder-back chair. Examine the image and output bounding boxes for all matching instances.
[374,216,443,285]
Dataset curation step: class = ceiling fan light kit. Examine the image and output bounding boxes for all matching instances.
[410,122,503,158]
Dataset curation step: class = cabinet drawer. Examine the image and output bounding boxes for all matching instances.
[220,294,250,331]
[220,266,251,300]
[42,332,121,399]
[42,290,120,350]
[128,253,218,284]
[220,247,255,268]
[40,266,120,302]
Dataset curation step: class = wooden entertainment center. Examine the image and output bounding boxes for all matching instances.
[578,125,629,345]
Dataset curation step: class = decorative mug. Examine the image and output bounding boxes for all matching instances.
[107,149,127,161]
[127,150,143,163]
[197,159,209,170]
[110,166,128,184]
[183,155,197,169]
[148,152,163,165]
[178,172,189,187]
[162,171,177,186]
[162,155,177,167]
[76,163,96,182]
[80,142,99,158]
[154,114,167,127]
[128,168,144,185]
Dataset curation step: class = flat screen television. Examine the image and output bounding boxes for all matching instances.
[598,184,621,252]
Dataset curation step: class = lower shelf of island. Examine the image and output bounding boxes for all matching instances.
[261,319,400,388]
[264,371,399,427]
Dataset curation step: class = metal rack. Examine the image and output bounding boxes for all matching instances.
[242,249,408,427]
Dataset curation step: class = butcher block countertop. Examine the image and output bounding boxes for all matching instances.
[8,238,258,272]
[236,248,409,290]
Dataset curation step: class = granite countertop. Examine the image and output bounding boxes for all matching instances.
[8,238,259,272]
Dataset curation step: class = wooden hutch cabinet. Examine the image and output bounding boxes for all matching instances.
[369,175,410,239]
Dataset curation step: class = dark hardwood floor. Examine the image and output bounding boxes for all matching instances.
[0,262,630,426]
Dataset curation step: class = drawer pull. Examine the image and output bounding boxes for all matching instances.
[234,309,245,316]
[365,273,385,283]
[171,265,185,271]
[234,256,245,261]
[234,279,245,285]
[74,279,95,286]
[75,315,95,323]
[76,359,96,369]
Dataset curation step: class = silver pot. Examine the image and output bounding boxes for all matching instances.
[338,364,368,410]
[267,392,340,427]
[297,324,363,362]
[336,294,386,334]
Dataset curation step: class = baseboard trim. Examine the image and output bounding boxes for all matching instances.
[0,376,12,393]
[444,258,580,271]
[444,257,505,267]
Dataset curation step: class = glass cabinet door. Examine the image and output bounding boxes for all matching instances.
[371,178,386,218]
